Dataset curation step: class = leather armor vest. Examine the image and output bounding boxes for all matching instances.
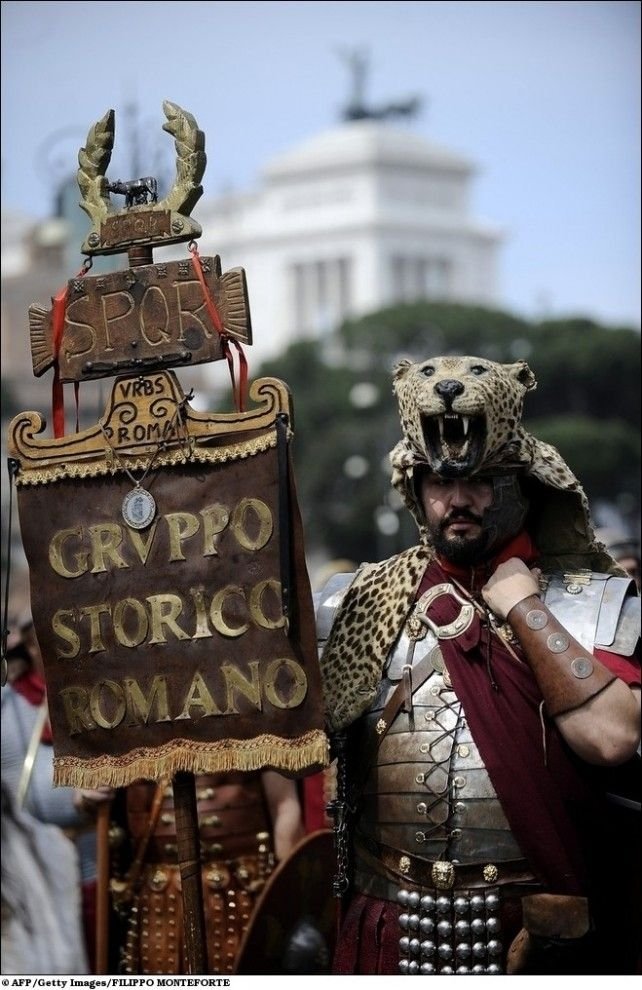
[315,568,638,899]
[353,609,525,884]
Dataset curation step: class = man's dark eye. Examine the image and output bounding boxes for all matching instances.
[421,366,435,377]
[470,365,487,376]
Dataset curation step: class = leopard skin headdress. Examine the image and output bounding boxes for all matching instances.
[389,354,620,574]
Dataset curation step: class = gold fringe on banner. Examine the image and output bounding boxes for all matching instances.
[53,730,329,790]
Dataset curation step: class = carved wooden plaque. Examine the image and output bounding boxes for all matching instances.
[29,256,251,383]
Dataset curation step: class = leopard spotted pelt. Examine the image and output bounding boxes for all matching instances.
[390,355,614,571]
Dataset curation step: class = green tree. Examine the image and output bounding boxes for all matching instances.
[255,303,640,564]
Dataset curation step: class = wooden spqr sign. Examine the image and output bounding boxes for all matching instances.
[7,101,328,973]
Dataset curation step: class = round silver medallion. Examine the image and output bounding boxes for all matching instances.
[122,487,156,530]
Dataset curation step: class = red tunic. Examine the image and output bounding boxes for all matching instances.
[333,535,640,974]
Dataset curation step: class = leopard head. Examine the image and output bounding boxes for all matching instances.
[392,355,537,477]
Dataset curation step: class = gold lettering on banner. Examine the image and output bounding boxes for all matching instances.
[147,593,190,644]
[79,603,111,654]
[51,579,288,656]
[166,512,200,562]
[47,498,274,577]
[123,675,171,725]
[52,609,81,659]
[231,498,273,551]
[49,527,89,579]
[89,679,127,730]
[60,686,95,734]
[264,658,308,709]
[128,522,159,566]
[190,587,213,639]
[175,671,222,721]
[88,524,129,574]
[113,598,149,648]
[210,585,249,639]
[222,661,262,714]
[200,504,230,557]
[250,579,286,630]
[58,658,309,735]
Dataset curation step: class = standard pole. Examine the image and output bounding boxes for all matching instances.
[95,801,112,973]
[173,771,208,973]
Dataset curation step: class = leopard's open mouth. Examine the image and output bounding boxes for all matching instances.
[421,413,486,477]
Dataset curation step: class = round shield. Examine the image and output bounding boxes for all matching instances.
[234,828,338,974]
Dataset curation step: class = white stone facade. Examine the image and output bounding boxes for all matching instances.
[190,119,503,367]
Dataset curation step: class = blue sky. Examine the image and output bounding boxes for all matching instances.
[1,0,640,328]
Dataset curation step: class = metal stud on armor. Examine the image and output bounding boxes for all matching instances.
[349,589,532,974]
[397,887,503,975]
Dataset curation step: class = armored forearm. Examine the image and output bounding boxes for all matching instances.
[507,595,616,717]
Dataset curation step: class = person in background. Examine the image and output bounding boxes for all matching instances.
[1,779,89,974]
[1,608,112,971]
[316,354,640,976]
[99,769,305,974]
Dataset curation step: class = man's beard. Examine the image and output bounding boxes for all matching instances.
[427,510,492,566]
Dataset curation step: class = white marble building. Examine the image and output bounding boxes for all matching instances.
[194,118,503,365]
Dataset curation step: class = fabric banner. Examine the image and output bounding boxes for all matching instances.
[9,372,328,788]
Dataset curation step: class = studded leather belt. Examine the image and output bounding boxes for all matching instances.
[354,837,538,899]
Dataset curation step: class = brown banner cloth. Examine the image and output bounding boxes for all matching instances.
[16,439,327,788]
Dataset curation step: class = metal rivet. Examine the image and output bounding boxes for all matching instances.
[547,632,569,654]
[571,657,594,679]
[526,608,548,630]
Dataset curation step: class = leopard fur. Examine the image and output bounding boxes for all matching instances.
[389,355,607,566]
[321,354,624,732]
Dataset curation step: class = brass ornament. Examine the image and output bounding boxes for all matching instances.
[78,101,206,255]
[205,867,229,890]
[399,856,411,875]
[431,861,455,890]
[148,868,169,892]
[563,570,592,588]
[483,864,499,883]
[376,718,387,735]
[496,621,518,645]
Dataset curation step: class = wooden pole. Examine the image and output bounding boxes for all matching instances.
[173,771,208,974]
[95,801,112,973]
